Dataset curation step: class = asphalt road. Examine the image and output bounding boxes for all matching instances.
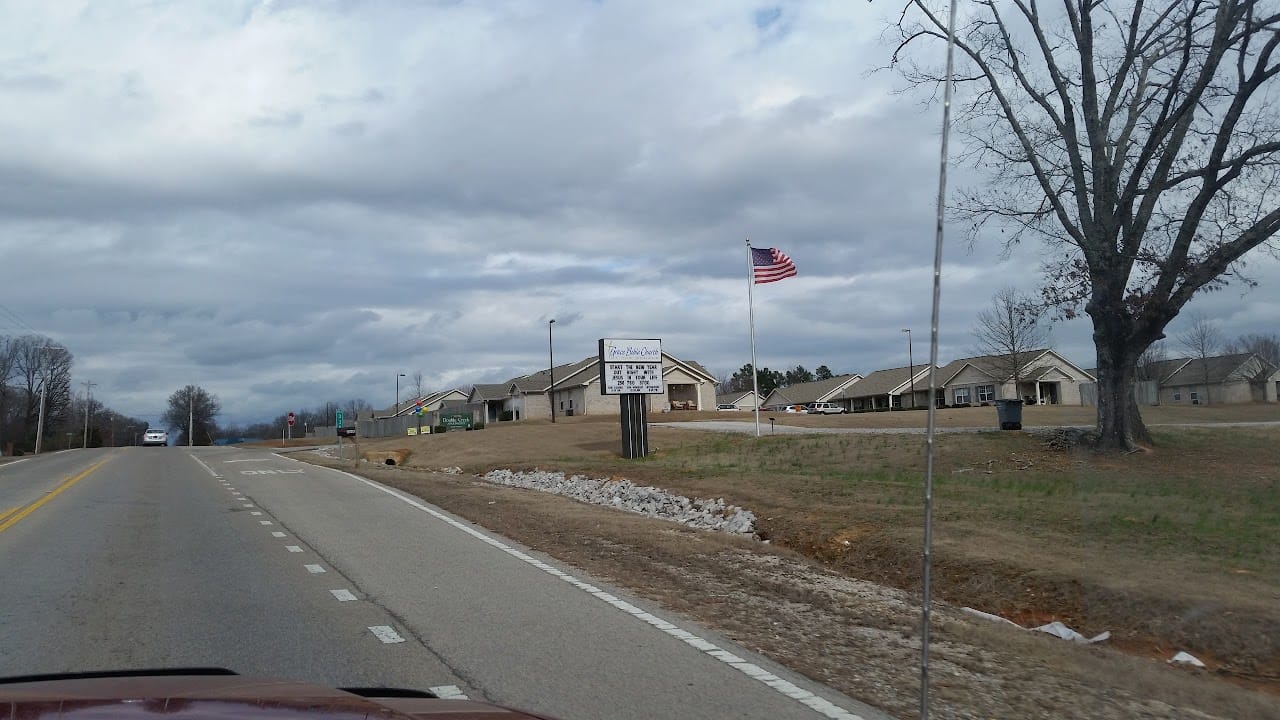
[0,447,889,720]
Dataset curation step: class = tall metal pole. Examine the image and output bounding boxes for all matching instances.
[34,346,54,455]
[188,390,194,448]
[396,373,405,417]
[745,238,761,437]
[82,380,96,448]
[921,0,960,717]
[35,380,47,454]
[904,329,915,409]
[548,319,557,423]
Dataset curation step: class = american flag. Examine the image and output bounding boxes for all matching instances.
[751,247,797,284]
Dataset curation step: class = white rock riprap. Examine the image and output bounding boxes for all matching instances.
[482,469,757,537]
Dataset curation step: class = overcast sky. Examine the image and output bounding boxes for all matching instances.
[2,1,1277,427]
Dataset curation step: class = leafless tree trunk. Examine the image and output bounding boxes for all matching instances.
[1226,332,1280,367]
[891,0,1280,449]
[972,286,1051,392]
[1179,313,1223,405]
[412,371,425,400]
[1136,340,1167,381]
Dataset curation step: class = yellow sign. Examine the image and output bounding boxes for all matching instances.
[406,428,417,436]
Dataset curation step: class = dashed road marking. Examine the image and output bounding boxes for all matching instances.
[304,564,326,574]
[329,467,869,720]
[250,511,263,516]
[271,531,287,538]
[429,685,468,700]
[330,589,357,602]
[259,520,273,525]
[242,503,254,508]
[368,625,405,644]
[285,545,303,553]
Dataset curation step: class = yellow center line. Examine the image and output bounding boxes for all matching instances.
[0,458,111,535]
[0,506,18,524]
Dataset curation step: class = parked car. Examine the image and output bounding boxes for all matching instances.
[716,404,738,411]
[805,402,847,415]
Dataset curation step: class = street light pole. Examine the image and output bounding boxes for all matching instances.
[82,380,97,448]
[548,319,556,423]
[189,390,194,447]
[903,329,915,409]
[34,346,55,455]
[396,373,405,416]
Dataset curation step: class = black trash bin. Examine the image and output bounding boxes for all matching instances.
[993,399,1023,430]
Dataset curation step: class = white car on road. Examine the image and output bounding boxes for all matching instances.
[142,430,168,446]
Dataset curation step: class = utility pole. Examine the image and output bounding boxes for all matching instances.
[82,380,97,448]
[548,319,556,423]
[34,345,55,455]
[395,373,405,416]
[903,329,915,409]
[189,390,194,448]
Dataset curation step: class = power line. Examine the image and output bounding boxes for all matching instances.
[0,302,43,336]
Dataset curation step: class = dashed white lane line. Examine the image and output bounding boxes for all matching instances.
[242,503,254,508]
[304,564,326,574]
[250,511,263,516]
[259,520,273,525]
[429,685,468,700]
[368,625,405,644]
[330,468,868,720]
[285,545,303,553]
[330,589,358,602]
[271,531,287,538]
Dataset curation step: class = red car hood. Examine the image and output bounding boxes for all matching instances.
[0,673,555,720]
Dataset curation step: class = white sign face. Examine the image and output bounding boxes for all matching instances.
[601,338,662,363]
[603,362,665,395]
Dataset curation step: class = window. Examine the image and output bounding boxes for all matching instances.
[1173,390,1181,401]
[1190,391,1200,405]
[977,385,995,403]
[953,387,970,404]
[892,395,902,408]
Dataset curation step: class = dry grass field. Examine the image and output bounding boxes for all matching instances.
[288,405,1279,719]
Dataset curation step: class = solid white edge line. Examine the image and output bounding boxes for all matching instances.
[326,468,866,720]
[188,454,220,478]
[0,458,32,470]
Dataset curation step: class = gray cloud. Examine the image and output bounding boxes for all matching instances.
[0,1,1276,426]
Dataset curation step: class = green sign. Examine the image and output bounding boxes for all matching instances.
[336,410,344,426]
[440,412,473,430]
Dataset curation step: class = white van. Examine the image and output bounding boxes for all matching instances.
[804,402,846,415]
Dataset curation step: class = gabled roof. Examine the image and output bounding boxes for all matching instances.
[835,365,930,399]
[469,383,510,402]
[936,349,1095,386]
[547,351,719,391]
[716,390,759,405]
[1161,353,1274,386]
[762,374,862,406]
[509,357,597,393]
[387,388,468,417]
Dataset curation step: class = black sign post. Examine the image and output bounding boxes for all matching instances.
[619,393,648,458]
[599,338,663,459]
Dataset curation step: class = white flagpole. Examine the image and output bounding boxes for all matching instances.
[746,238,761,438]
[921,0,959,717]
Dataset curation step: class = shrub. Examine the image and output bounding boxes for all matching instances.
[433,425,447,434]
[499,410,514,421]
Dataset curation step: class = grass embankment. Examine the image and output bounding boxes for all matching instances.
[353,415,1280,681]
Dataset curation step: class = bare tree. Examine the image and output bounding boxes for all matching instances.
[1135,340,1168,382]
[972,287,1051,390]
[1226,331,1280,367]
[411,371,425,400]
[1179,313,1224,405]
[162,385,221,446]
[892,1,1280,449]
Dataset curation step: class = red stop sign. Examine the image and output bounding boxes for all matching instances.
[287,412,295,426]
